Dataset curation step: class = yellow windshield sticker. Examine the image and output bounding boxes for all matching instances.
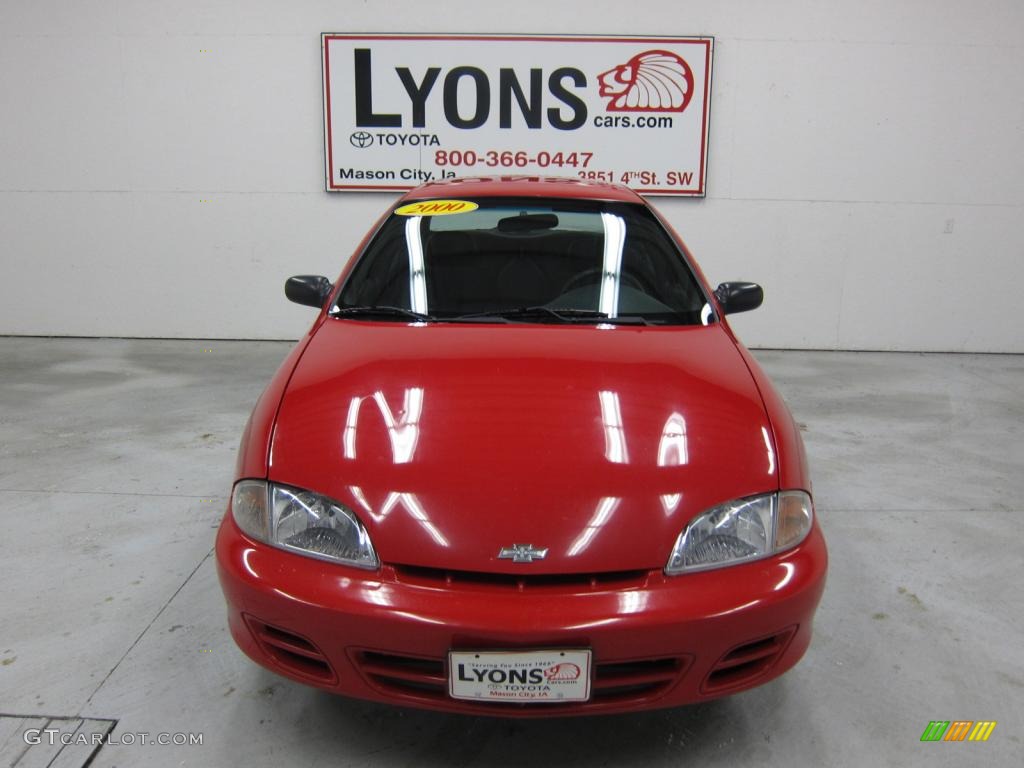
[394,200,479,216]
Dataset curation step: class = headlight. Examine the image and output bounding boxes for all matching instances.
[665,491,813,574]
[231,480,378,570]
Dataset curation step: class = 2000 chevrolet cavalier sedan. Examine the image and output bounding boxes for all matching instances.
[216,176,827,715]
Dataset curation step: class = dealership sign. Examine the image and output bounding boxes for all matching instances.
[322,34,713,195]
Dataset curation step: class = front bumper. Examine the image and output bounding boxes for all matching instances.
[216,514,827,716]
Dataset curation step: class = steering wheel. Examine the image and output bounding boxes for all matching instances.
[559,267,649,296]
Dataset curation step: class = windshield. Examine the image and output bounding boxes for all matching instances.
[335,197,713,325]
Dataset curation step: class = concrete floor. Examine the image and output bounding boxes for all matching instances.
[1,337,1021,767]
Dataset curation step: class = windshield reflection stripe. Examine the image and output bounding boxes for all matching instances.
[404,216,428,314]
[599,213,626,317]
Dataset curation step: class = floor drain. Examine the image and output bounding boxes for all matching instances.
[0,714,117,768]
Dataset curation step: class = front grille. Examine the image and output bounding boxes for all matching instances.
[350,649,690,710]
[353,650,447,693]
[702,626,796,693]
[245,616,337,683]
[391,564,651,592]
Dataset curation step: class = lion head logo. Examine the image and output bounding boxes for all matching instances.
[544,663,581,681]
[598,50,694,112]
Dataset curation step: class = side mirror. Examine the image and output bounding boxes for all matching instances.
[714,282,763,315]
[285,275,333,309]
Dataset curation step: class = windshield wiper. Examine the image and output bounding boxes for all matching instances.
[454,306,603,323]
[332,305,651,325]
[330,305,435,322]
[453,307,648,325]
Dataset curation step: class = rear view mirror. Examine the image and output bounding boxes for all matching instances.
[498,213,559,233]
[285,275,333,308]
[714,282,763,315]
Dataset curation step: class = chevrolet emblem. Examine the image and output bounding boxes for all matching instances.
[497,544,549,563]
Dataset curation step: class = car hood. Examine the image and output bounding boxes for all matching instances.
[269,320,776,574]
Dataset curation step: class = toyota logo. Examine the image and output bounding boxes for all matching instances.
[349,131,373,148]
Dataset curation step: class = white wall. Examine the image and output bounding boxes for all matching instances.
[1,0,1021,351]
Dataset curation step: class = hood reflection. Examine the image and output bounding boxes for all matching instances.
[382,491,449,547]
[658,412,688,515]
[761,425,776,476]
[343,388,424,464]
[599,390,629,464]
[567,496,621,557]
[348,485,449,548]
[340,385,444,547]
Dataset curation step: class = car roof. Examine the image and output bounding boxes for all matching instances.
[399,175,645,204]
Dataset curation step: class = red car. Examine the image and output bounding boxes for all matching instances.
[216,176,827,715]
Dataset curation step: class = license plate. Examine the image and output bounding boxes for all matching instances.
[448,649,592,703]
